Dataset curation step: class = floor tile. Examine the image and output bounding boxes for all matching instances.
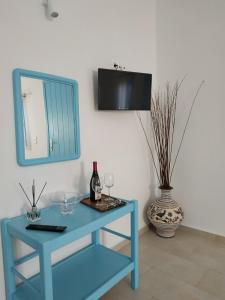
[140,266,220,300]
[102,227,225,300]
[197,269,225,300]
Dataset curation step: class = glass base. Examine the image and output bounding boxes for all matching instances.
[27,206,41,222]
[60,201,76,215]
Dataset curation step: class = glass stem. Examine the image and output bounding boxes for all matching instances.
[108,187,110,198]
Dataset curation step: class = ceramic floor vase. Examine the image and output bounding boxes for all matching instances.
[147,188,183,237]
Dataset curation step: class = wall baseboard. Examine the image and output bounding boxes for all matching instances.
[179,224,225,239]
[113,223,225,251]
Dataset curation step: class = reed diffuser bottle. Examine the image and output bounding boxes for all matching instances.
[19,180,47,222]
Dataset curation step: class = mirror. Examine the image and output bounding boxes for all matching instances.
[13,69,80,166]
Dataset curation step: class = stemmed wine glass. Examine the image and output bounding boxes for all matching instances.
[91,177,104,207]
[104,173,114,201]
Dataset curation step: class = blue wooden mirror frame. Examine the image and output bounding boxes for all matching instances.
[13,69,80,166]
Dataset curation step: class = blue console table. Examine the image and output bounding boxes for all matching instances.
[1,199,138,300]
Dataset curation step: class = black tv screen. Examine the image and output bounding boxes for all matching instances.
[98,68,152,110]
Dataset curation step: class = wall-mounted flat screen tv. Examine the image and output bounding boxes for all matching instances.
[98,68,152,110]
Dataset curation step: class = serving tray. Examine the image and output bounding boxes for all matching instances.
[81,194,126,212]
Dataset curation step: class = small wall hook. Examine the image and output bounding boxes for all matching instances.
[113,63,125,71]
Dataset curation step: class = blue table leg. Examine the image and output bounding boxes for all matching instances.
[1,220,16,300]
[131,200,139,289]
[92,230,100,245]
[39,246,53,300]
[91,230,100,300]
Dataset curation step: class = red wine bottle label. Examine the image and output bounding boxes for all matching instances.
[95,191,101,200]
[95,184,101,200]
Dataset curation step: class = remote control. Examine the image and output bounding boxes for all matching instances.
[26,224,67,232]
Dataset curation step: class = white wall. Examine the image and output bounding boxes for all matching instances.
[0,0,156,298]
[156,0,225,235]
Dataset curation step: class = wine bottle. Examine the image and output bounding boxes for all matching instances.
[90,161,101,201]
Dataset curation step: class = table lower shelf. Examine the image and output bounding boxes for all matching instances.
[13,244,133,300]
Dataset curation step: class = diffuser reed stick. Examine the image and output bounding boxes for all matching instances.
[19,180,47,207]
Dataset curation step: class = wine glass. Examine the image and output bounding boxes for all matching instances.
[91,177,104,207]
[104,173,114,201]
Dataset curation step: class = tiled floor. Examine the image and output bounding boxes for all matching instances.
[102,226,225,300]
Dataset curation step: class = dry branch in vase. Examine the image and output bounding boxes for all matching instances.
[137,79,205,189]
